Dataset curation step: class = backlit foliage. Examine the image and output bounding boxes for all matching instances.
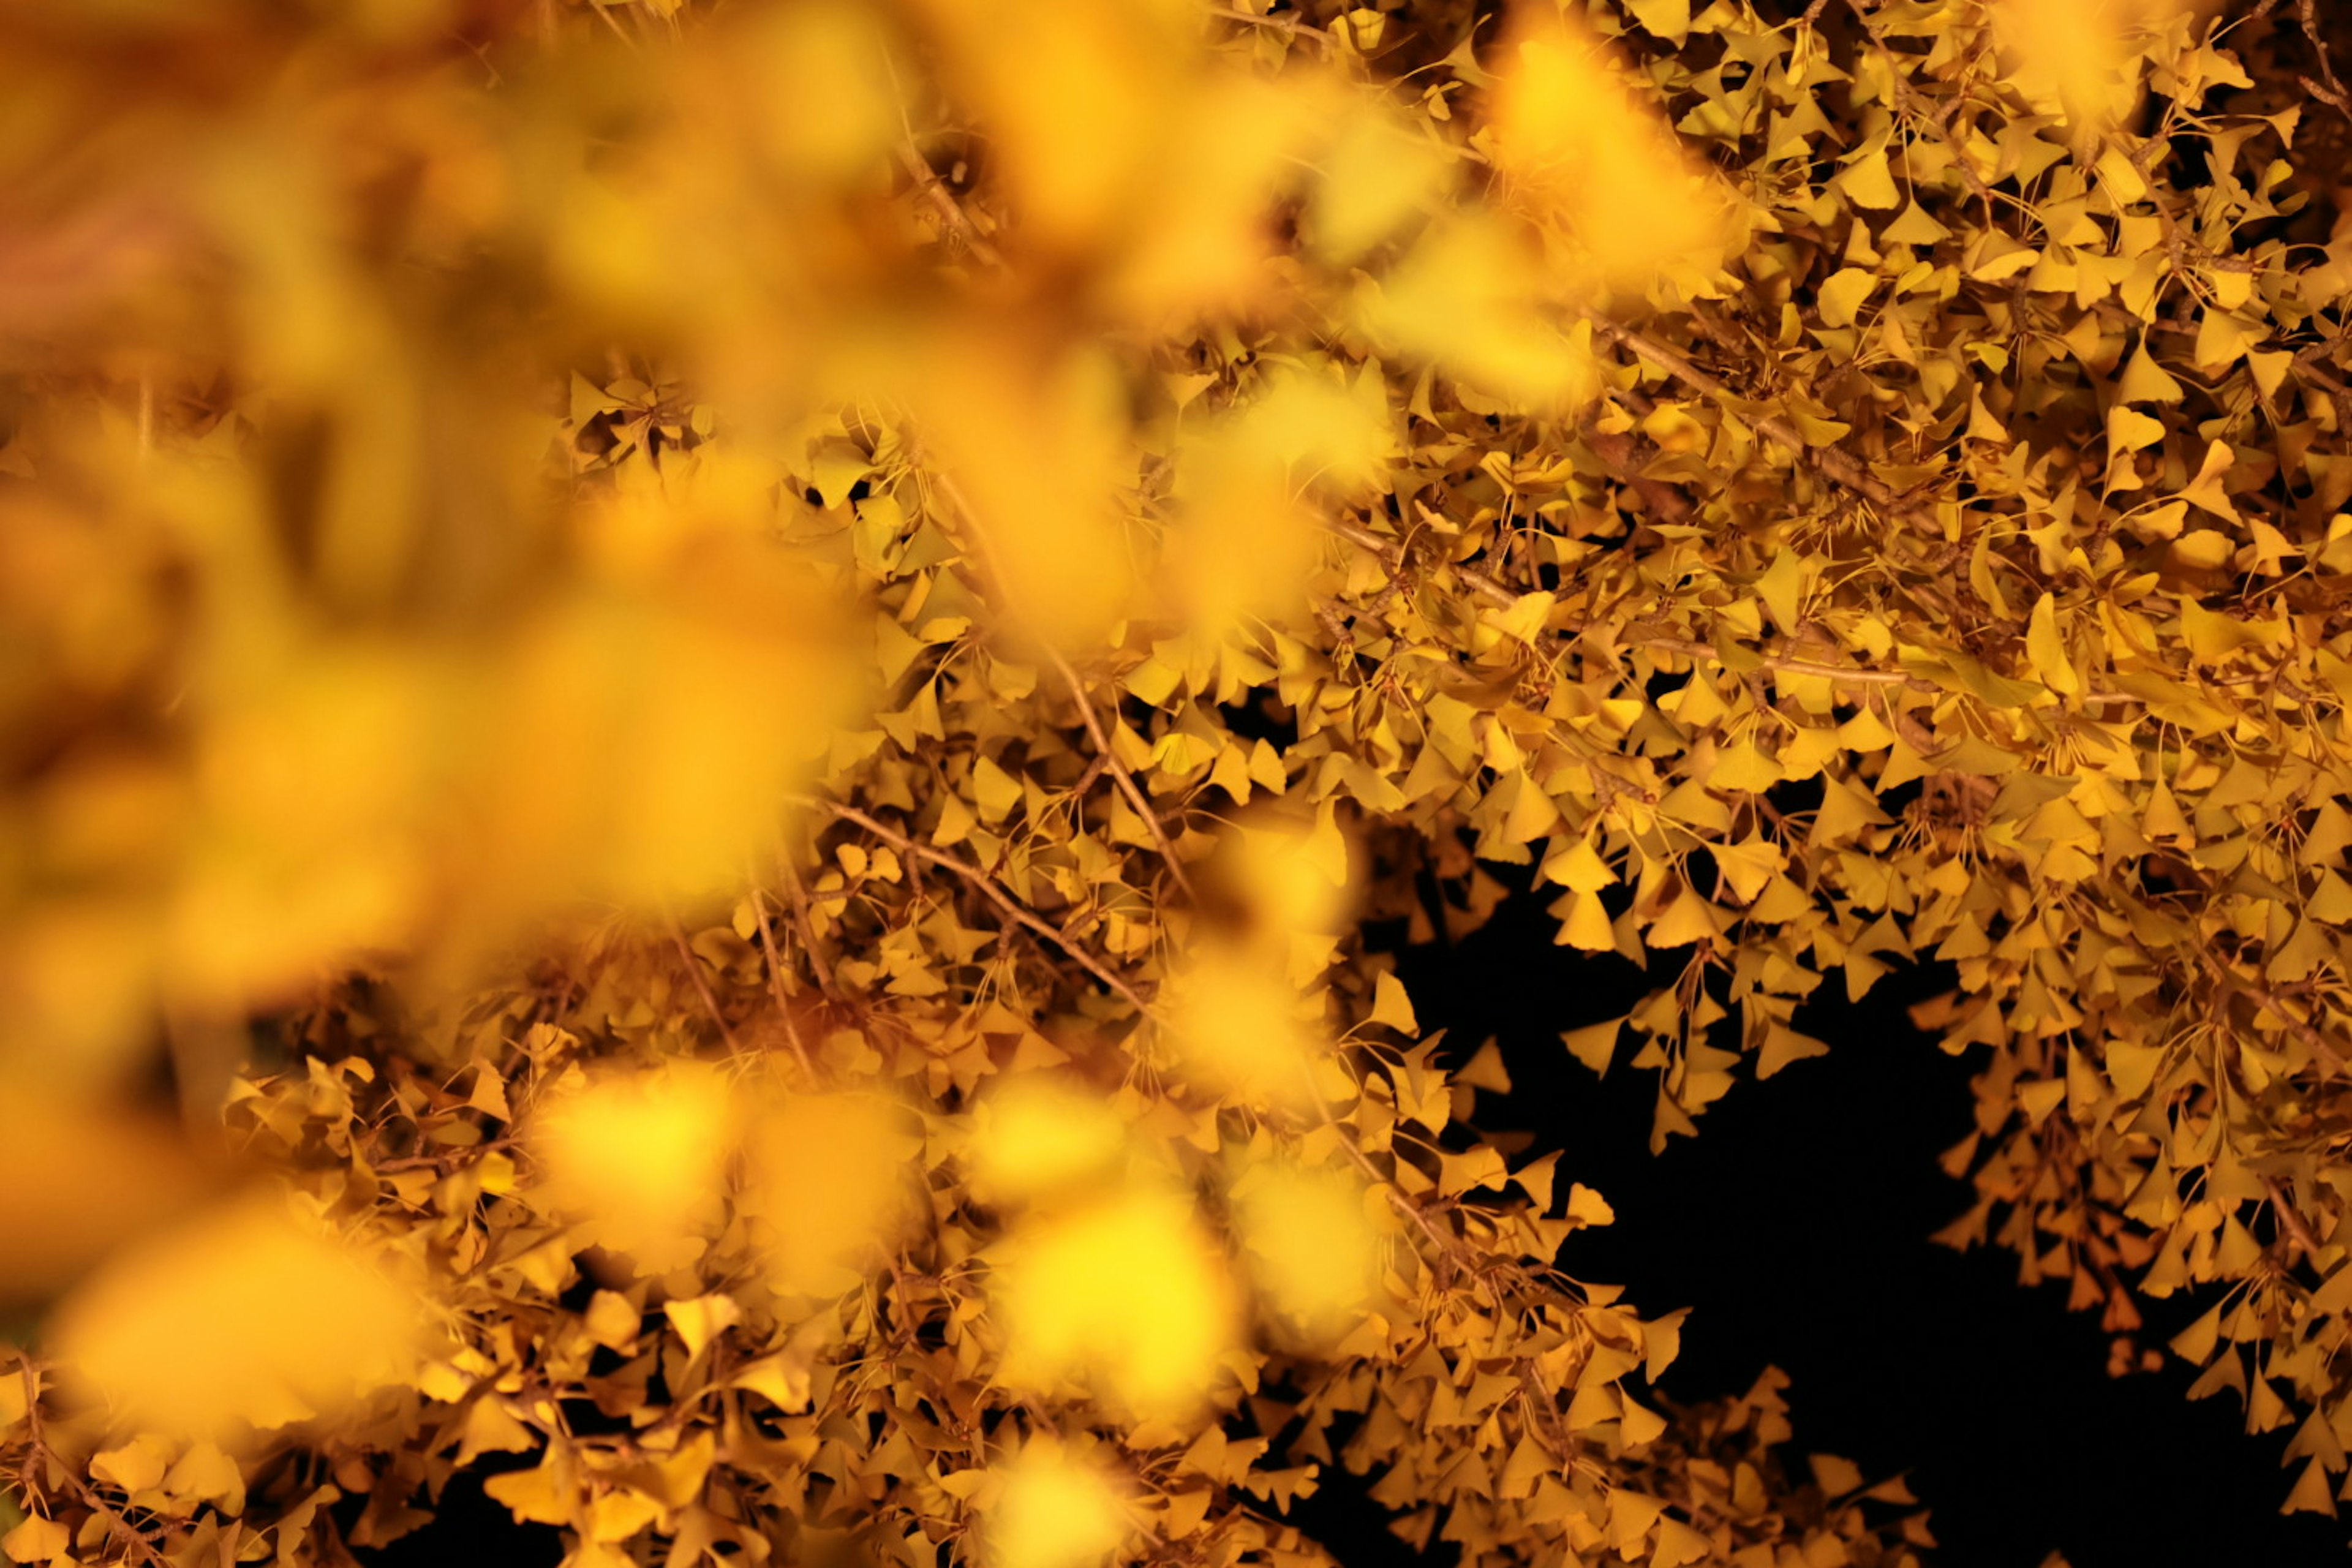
[7,0,2352,1564]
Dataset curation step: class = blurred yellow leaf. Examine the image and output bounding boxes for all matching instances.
[990,1185,1240,1419]
[983,1441,1135,1568]
[47,1191,425,1441]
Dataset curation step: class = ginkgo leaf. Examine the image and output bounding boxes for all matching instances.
[1370,971,1419,1033]
[1562,1016,1624,1076]
[18,0,2352,1550]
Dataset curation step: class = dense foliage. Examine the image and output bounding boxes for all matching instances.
[7,0,2352,1564]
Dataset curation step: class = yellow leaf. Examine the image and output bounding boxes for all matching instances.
[1817,267,1876,329]
[0,1517,67,1565]
[740,1090,919,1297]
[973,755,1025,824]
[1542,837,1616,893]
[1231,1164,1384,1342]
[588,1488,665,1544]
[1561,1016,1623,1076]
[2117,337,2184,404]
[1810,1453,1864,1496]
[486,1455,575,1527]
[1646,884,1724,948]
[2170,1300,2225,1365]
[1308,104,1450,264]
[1558,889,1618,951]
[47,1194,423,1440]
[1566,1183,1615,1226]
[2193,306,2258,370]
[969,1077,1132,1204]
[1711,835,1783,902]
[1370,970,1419,1034]
[2176,439,2242,523]
[991,1186,1242,1419]
[984,1442,1134,1568]
[1166,947,1329,1111]
[1834,147,1901,209]
[1485,9,1740,288]
[666,1294,742,1360]
[2179,599,2265,664]
[2026,592,2081,696]
[1624,0,1690,43]
[1653,1518,1713,1568]
[530,1063,735,1271]
[457,1398,540,1466]
[1758,1024,1830,1079]
[89,1436,170,1495]
[2283,1455,2337,1517]
[1709,739,1782,793]
[733,1354,813,1413]
[583,1290,641,1350]
[2098,414,2164,475]
[162,1441,244,1514]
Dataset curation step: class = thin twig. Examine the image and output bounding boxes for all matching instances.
[2264,1177,2325,1262]
[800,798,1156,1016]
[1209,4,1338,47]
[1588,318,1909,514]
[1041,645,1199,901]
[668,913,741,1054]
[11,1359,172,1568]
[1327,518,2146,709]
[2224,967,2352,1075]
[776,846,838,998]
[919,466,1199,901]
[1325,515,1516,607]
[1849,1,2000,221]
[744,870,815,1076]
[2296,0,2352,124]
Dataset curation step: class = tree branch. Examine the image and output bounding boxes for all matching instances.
[800,798,1156,1016]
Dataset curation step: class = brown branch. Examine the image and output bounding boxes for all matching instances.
[1326,520,2147,709]
[744,870,815,1075]
[10,1360,171,1568]
[916,465,1199,902]
[1589,318,1912,516]
[1849,1,1999,220]
[2297,0,2352,124]
[1639,634,1923,690]
[2226,969,2352,1076]
[2264,1177,2325,1262]
[801,798,1156,1016]
[775,846,839,999]
[1041,645,1199,902]
[668,913,741,1054]
[1325,515,1516,608]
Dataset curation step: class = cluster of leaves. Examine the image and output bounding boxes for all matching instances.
[7,0,2352,1563]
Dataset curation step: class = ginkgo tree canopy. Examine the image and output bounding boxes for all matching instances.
[4,0,2352,1564]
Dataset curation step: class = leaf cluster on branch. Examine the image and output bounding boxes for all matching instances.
[4,0,2352,1563]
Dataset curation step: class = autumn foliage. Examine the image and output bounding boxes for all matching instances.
[6,0,2352,1564]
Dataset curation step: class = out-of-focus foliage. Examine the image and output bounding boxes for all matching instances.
[8,0,2352,1562]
